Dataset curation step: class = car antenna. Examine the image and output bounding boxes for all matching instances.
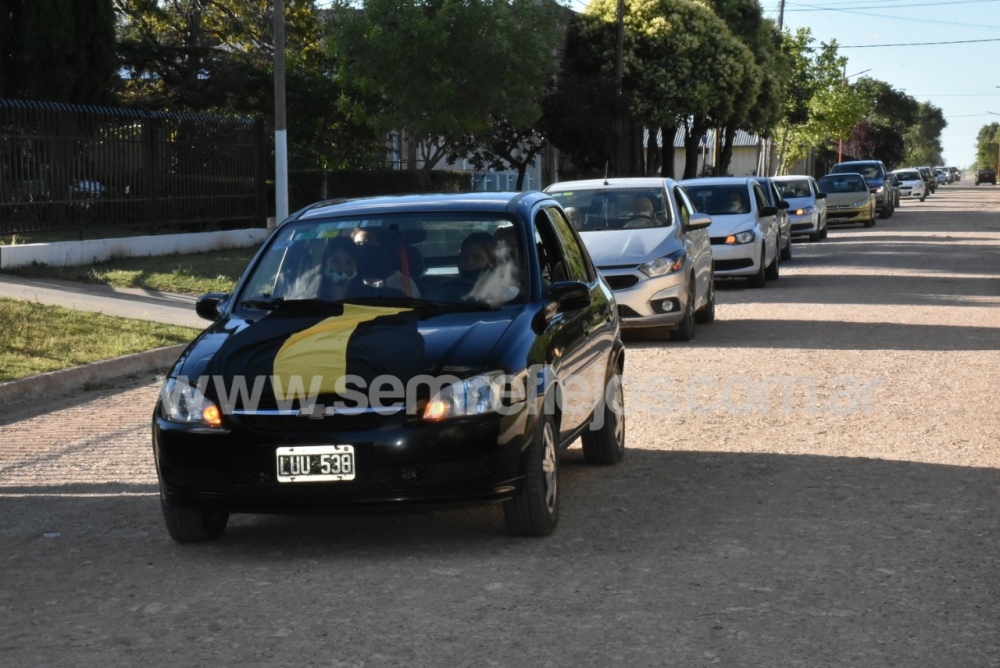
[603,162,610,186]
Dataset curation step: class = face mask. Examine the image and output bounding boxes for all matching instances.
[324,267,356,284]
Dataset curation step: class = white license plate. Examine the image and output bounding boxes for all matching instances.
[276,445,356,483]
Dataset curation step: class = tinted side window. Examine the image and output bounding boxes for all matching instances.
[545,206,592,282]
[673,186,693,227]
[752,184,768,210]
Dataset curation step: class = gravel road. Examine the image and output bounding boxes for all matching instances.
[1,181,998,667]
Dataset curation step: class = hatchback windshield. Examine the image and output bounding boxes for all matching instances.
[679,184,750,215]
[774,179,812,199]
[833,164,880,179]
[818,175,869,193]
[895,171,921,181]
[239,214,526,309]
[545,188,672,231]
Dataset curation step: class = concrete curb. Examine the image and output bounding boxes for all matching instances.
[0,344,186,409]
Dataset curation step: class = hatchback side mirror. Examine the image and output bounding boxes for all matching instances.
[759,205,778,217]
[196,292,229,321]
[816,192,827,199]
[547,281,592,313]
[778,200,790,210]
[686,212,712,231]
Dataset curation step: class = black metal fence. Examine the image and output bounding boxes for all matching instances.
[0,100,268,237]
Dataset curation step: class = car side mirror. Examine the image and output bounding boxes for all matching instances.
[816,192,827,199]
[685,212,712,231]
[759,205,777,217]
[196,292,229,321]
[547,281,592,313]
[778,200,790,210]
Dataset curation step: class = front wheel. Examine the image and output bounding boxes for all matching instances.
[504,415,559,536]
[746,248,767,288]
[780,237,792,261]
[581,371,625,465]
[670,284,695,342]
[161,499,229,544]
[695,274,716,324]
[765,243,780,281]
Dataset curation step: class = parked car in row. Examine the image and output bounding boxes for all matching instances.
[917,166,938,194]
[771,175,828,243]
[751,176,793,260]
[544,177,715,341]
[680,177,781,288]
[153,191,626,542]
[828,159,894,219]
[892,169,927,202]
[817,173,876,228]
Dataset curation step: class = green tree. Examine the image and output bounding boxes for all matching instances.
[902,102,946,167]
[975,122,999,170]
[1,0,116,103]
[329,0,562,176]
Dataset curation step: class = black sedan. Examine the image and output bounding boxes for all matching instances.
[153,192,625,542]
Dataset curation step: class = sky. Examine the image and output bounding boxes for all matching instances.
[764,0,1000,169]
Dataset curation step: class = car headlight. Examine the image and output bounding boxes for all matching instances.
[160,377,222,427]
[639,251,686,278]
[852,198,870,208]
[725,230,755,245]
[794,206,815,216]
[423,371,504,421]
[874,186,884,193]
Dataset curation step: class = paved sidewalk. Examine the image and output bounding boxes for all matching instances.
[0,274,208,407]
[0,274,204,328]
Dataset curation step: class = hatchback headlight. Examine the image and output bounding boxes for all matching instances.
[794,206,815,216]
[874,185,884,193]
[725,230,755,245]
[639,251,686,278]
[852,198,870,208]
[423,371,505,421]
[160,378,222,427]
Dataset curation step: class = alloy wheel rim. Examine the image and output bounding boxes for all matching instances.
[611,378,625,450]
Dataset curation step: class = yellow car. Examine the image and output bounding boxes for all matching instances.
[817,173,876,228]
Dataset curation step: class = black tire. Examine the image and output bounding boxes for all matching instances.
[581,370,625,466]
[920,195,926,202]
[695,274,716,324]
[879,203,891,219]
[161,499,229,544]
[863,212,876,228]
[746,248,766,288]
[504,414,559,536]
[765,244,780,281]
[670,284,696,342]
[780,236,792,261]
[808,230,820,242]
[820,222,828,239]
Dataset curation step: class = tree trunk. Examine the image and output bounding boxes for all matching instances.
[719,125,736,176]
[684,122,708,179]
[660,125,677,179]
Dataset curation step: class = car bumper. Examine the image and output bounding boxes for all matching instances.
[153,410,532,512]
[827,206,871,224]
[899,187,924,198]
[788,212,820,236]
[600,266,691,328]
[710,240,761,277]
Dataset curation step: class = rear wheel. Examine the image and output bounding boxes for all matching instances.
[581,370,625,466]
[161,500,229,544]
[504,415,559,536]
[765,243,780,281]
[780,236,792,261]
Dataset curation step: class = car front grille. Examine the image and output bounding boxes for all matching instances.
[715,259,754,271]
[604,274,640,291]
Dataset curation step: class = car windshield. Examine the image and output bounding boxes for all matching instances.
[545,188,672,231]
[775,179,812,199]
[818,175,868,193]
[680,184,750,215]
[239,214,527,310]
[834,164,880,179]
[895,171,921,180]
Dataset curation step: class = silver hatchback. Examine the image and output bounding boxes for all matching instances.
[544,178,714,341]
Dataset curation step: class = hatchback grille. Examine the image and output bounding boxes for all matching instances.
[604,274,640,291]
[715,259,754,271]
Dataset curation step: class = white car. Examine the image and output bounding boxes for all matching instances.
[892,169,927,202]
[544,178,715,341]
[680,177,781,288]
[771,175,828,242]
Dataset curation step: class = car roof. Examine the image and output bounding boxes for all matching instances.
[769,175,812,181]
[680,177,755,186]
[544,177,675,190]
[289,191,550,222]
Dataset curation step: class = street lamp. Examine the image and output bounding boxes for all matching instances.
[838,69,872,162]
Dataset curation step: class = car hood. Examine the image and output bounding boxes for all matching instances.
[896,178,923,187]
[581,228,682,267]
[168,303,520,401]
[705,212,758,236]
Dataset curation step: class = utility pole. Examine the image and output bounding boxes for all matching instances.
[778,0,785,30]
[613,0,625,177]
[273,0,288,224]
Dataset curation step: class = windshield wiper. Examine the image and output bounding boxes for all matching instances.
[341,295,499,311]
[240,297,339,313]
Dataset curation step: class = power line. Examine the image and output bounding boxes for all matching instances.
[840,37,1000,48]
